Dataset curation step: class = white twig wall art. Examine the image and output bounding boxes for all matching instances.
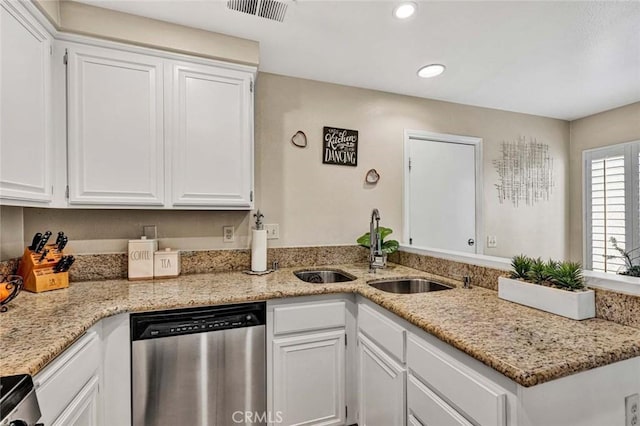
[494,137,554,207]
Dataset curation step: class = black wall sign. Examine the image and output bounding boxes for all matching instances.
[323,127,358,167]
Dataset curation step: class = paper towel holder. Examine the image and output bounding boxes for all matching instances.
[253,209,265,230]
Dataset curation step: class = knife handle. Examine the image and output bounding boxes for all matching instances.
[38,249,49,264]
[30,233,43,251]
[54,256,68,273]
[35,231,52,253]
[55,231,65,247]
[57,236,68,252]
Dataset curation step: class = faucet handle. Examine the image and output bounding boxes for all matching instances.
[462,276,472,289]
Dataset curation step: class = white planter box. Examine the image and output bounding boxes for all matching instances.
[498,277,595,320]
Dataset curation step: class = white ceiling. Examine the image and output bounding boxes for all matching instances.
[76,0,640,121]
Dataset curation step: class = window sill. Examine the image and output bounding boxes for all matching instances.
[398,245,640,296]
[583,270,640,296]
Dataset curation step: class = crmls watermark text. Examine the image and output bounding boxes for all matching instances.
[232,411,283,424]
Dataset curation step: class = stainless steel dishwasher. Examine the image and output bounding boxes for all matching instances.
[131,302,266,426]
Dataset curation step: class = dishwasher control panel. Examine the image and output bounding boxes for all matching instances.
[146,313,259,338]
[130,302,266,341]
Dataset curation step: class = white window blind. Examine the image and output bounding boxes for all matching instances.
[584,141,640,274]
[590,155,626,272]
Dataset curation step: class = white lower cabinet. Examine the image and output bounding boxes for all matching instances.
[35,328,101,425]
[34,313,131,426]
[51,375,100,426]
[407,374,471,426]
[268,296,354,426]
[357,333,405,426]
[273,330,346,425]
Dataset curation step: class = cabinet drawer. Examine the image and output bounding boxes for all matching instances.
[408,374,472,426]
[407,334,506,426]
[358,303,405,362]
[273,301,345,335]
[35,331,101,424]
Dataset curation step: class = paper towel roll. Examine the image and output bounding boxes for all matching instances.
[251,229,268,272]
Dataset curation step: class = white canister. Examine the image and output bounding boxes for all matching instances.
[128,237,158,280]
[154,248,181,278]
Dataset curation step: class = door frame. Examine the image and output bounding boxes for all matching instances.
[403,130,484,254]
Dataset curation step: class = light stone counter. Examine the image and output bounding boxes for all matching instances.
[1,263,639,387]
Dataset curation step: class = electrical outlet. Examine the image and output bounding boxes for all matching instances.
[223,226,235,243]
[626,393,639,426]
[265,224,279,240]
[487,235,497,248]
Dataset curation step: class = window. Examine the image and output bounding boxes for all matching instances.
[584,141,640,273]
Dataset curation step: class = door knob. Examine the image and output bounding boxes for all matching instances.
[467,238,475,246]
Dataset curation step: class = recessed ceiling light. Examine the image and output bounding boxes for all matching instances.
[393,2,417,19]
[417,64,446,78]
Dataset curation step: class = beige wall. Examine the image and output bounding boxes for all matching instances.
[254,73,569,259]
[568,102,640,261]
[0,206,24,260]
[22,209,251,254]
[18,73,570,258]
[33,0,60,26]
[33,0,259,66]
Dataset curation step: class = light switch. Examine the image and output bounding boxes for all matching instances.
[265,224,279,240]
[487,235,497,248]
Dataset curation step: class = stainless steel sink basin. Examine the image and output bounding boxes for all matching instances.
[368,278,452,294]
[294,269,356,284]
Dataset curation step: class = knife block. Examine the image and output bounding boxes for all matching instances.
[17,247,69,293]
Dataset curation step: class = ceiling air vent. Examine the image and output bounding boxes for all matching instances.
[227,0,288,23]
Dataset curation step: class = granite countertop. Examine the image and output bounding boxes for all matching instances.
[1,263,639,387]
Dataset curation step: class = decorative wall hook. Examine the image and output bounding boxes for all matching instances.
[291,131,307,148]
[365,169,380,184]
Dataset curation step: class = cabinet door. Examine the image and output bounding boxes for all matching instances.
[358,333,405,426]
[272,330,346,426]
[51,375,100,426]
[0,0,52,203]
[167,62,253,208]
[67,45,164,205]
[408,374,472,426]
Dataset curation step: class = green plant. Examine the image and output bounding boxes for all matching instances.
[527,258,556,285]
[605,237,640,277]
[510,255,585,291]
[549,261,585,291]
[357,227,399,255]
[510,255,532,280]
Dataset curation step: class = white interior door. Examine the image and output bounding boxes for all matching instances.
[407,135,479,253]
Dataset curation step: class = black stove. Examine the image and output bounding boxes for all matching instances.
[0,375,42,426]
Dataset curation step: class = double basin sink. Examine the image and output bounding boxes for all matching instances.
[293,269,452,294]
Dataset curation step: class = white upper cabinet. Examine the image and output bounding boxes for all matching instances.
[167,62,253,208]
[0,0,52,204]
[66,45,165,205]
[64,43,254,208]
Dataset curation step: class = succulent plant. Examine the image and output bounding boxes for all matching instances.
[527,258,556,284]
[510,255,585,291]
[510,255,532,280]
[549,261,585,291]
